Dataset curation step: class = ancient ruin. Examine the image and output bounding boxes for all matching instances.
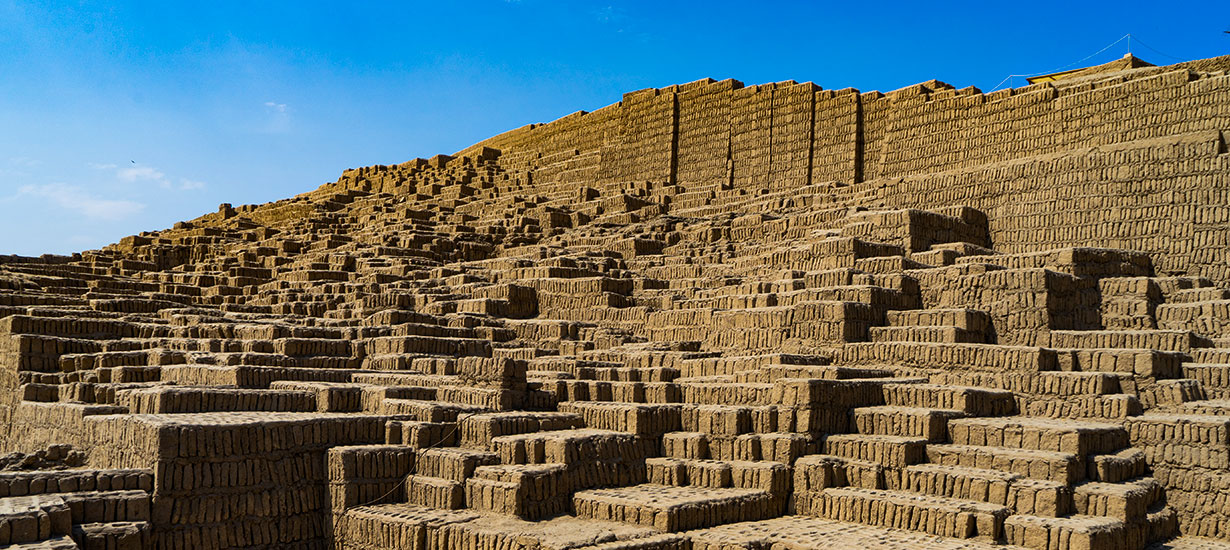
[1,54,1229,550]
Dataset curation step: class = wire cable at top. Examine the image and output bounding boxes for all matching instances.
[990,34,1131,91]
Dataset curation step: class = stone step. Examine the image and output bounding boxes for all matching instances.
[660,432,708,460]
[797,486,1010,541]
[376,398,487,422]
[546,381,688,406]
[70,521,150,550]
[647,458,730,488]
[1182,364,1230,390]
[839,341,1059,374]
[1157,301,1230,339]
[491,429,645,465]
[0,470,153,498]
[1192,349,1230,365]
[823,434,928,467]
[679,382,774,406]
[568,533,690,550]
[570,366,679,383]
[112,386,317,413]
[1015,392,1140,420]
[0,496,71,546]
[1003,514,1129,550]
[869,326,985,344]
[1124,414,1230,469]
[890,463,1076,517]
[793,454,887,492]
[1030,371,1122,396]
[677,353,829,378]
[739,364,893,383]
[465,463,570,520]
[599,381,683,404]
[708,433,816,464]
[926,444,1083,485]
[573,484,780,532]
[364,335,492,357]
[158,364,358,388]
[678,404,755,437]
[1048,330,1209,353]
[0,535,78,550]
[1073,478,1162,522]
[1139,379,1206,408]
[1086,448,1149,484]
[643,458,789,493]
[272,337,354,358]
[688,515,1037,550]
[881,384,1016,416]
[1178,399,1230,415]
[58,491,149,525]
[457,411,584,449]
[947,416,1128,456]
[1145,505,1181,545]
[405,475,465,510]
[415,448,499,482]
[558,402,682,437]
[887,464,1018,502]
[885,308,991,331]
[850,406,965,441]
[335,504,479,549]
[1170,288,1230,304]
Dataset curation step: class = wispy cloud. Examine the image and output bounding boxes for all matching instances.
[90,162,204,191]
[593,5,622,23]
[18,184,145,221]
[118,164,167,185]
[1,156,43,178]
[590,5,647,40]
[261,101,292,133]
[8,157,41,169]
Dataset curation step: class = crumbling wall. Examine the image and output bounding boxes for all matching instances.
[769,82,817,190]
[865,129,1230,282]
[451,58,1230,284]
[810,88,860,185]
[676,79,739,186]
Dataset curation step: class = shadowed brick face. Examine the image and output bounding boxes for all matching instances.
[1,55,1230,550]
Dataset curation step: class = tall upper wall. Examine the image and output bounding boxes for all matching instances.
[452,56,1230,281]
[459,56,1230,185]
[457,77,863,190]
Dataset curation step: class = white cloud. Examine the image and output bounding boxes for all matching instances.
[8,157,41,169]
[18,184,145,221]
[118,165,169,188]
[594,5,624,23]
[260,101,292,134]
[0,157,42,178]
[88,162,205,192]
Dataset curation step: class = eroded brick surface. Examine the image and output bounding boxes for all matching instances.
[1,55,1230,549]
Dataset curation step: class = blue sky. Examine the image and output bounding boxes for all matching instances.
[1,1,1227,256]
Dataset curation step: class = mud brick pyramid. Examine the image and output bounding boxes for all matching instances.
[2,54,1230,550]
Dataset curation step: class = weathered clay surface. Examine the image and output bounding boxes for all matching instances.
[2,55,1230,549]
